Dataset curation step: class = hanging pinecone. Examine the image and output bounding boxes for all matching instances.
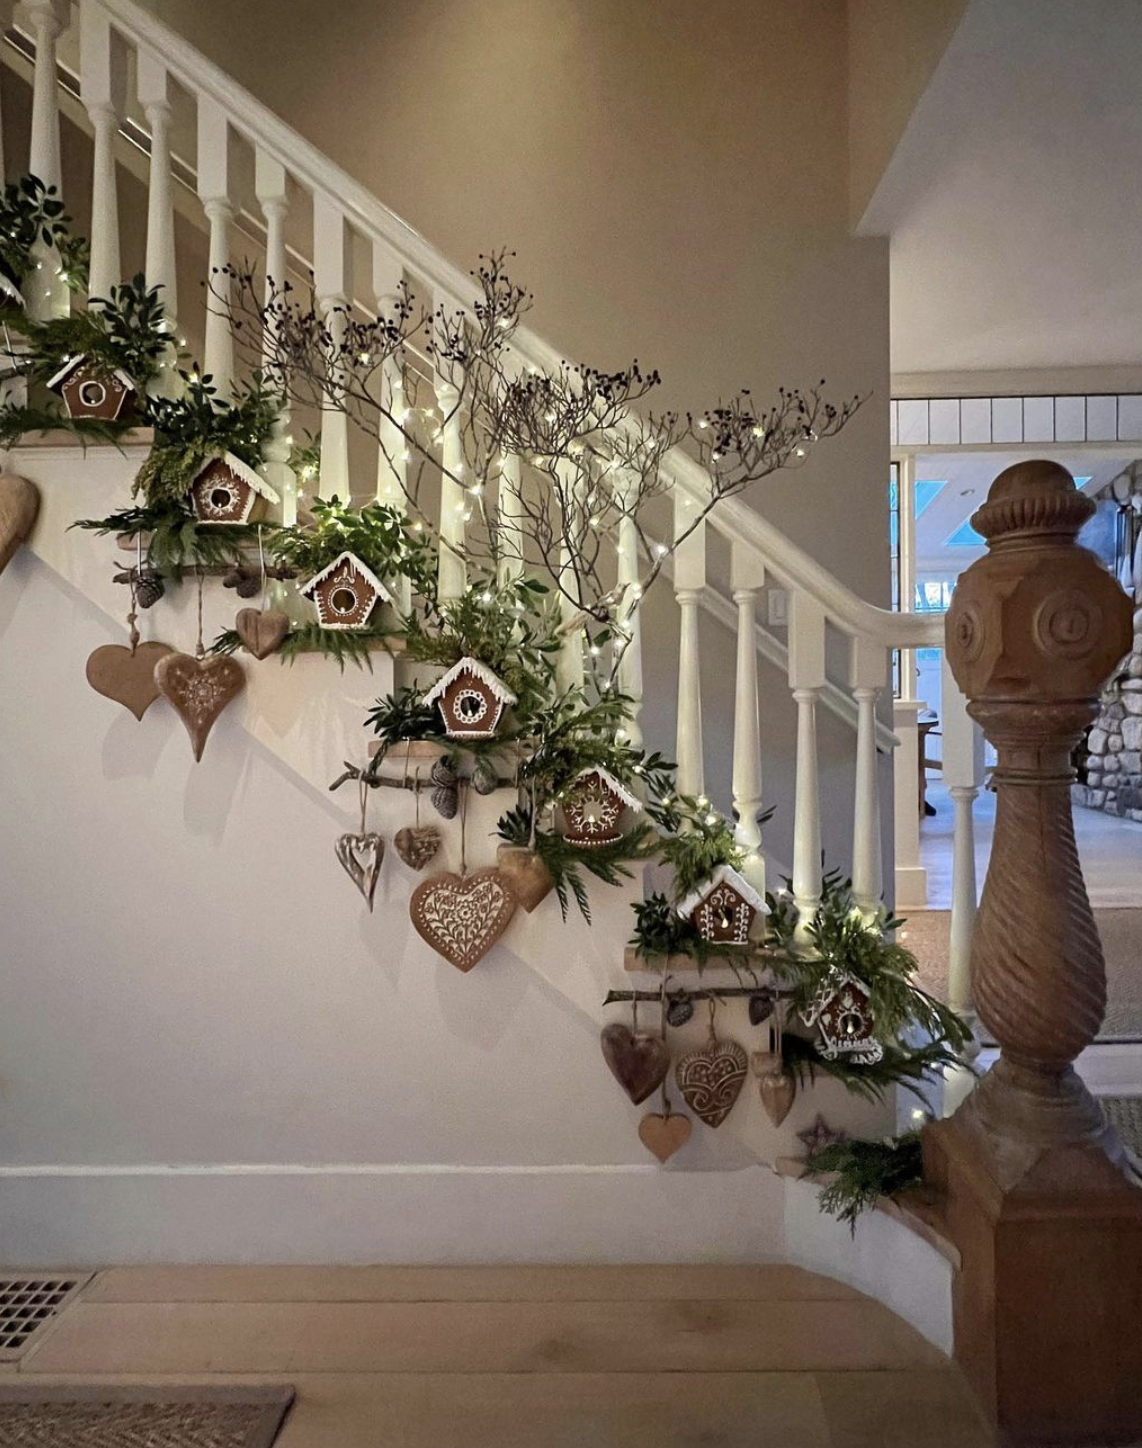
[430,758,458,789]
[221,566,243,590]
[471,755,499,795]
[135,571,165,609]
[235,573,261,599]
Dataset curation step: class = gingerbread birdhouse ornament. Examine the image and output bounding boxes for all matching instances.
[423,657,516,740]
[187,453,279,525]
[677,864,767,946]
[801,972,883,1065]
[47,355,137,421]
[300,551,393,630]
[561,767,642,847]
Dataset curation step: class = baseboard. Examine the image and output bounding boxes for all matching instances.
[0,1163,786,1267]
[783,1178,954,1354]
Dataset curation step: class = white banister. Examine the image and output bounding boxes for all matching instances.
[850,635,888,917]
[613,469,643,748]
[892,698,929,907]
[789,592,826,941]
[79,2,123,303]
[497,452,525,587]
[434,378,466,601]
[673,485,705,796]
[137,50,179,377]
[254,147,295,525]
[941,655,984,1020]
[730,538,765,893]
[24,0,68,321]
[312,194,351,502]
[196,97,234,393]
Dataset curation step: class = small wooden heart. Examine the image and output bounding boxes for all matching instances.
[410,867,517,972]
[496,844,555,912]
[675,1033,748,1127]
[155,651,246,761]
[235,607,290,660]
[394,825,441,871]
[0,473,40,576]
[336,831,385,910]
[638,1111,692,1163]
[758,1068,796,1127]
[600,1023,671,1105]
[86,640,175,721]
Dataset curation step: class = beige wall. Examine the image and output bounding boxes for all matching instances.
[846,0,969,227]
[133,0,891,610]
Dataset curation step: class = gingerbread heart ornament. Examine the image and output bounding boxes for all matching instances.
[675,1031,748,1128]
[86,640,175,720]
[638,1111,692,1163]
[0,473,40,576]
[410,867,517,972]
[600,1023,671,1105]
[155,651,245,761]
[235,607,290,660]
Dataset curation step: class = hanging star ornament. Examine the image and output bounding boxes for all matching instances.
[796,1114,847,1158]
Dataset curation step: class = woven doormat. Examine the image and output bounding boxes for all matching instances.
[0,1384,294,1447]
[1102,1096,1142,1157]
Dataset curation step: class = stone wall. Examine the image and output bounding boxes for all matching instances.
[1074,465,1142,822]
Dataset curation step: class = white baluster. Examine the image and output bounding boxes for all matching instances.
[24,0,69,320]
[371,240,410,611]
[435,378,467,600]
[789,592,826,943]
[497,452,525,587]
[312,194,351,501]
[673,486,706,797]
[892,698,929,907]
[137,52,178,388]
[730,539,765,893]
[0,1,13,182]
[613,468,643,748]
[940,654,984,1113]
[196,98,233,394]
[850,636,888,918]
[80,2,123,303]
[255,149,295,525]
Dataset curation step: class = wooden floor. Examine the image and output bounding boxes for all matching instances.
[9,1265,993,1446]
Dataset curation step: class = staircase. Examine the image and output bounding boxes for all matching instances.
[0,0,984,1344]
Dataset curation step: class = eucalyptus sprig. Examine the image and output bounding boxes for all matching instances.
[272,495,436,608]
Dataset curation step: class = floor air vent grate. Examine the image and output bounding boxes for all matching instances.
[0,1275,90,1361]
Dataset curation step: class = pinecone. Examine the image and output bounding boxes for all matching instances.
[221,567,243,590]
[235,574,261,599]
[135,572,165,609]
[471,756,499,795]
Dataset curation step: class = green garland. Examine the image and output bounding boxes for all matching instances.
[271,496,436,609]
[0,406,128,449]
[805,1132,924,1233]
[497,805,658,923]
[0,175,87,295]
[9,275,170,391]
[214,621,397,671]
[72,503,269,578]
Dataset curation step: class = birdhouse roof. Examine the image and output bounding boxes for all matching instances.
[423,656,518,708]
[46,353,136,393]
[675,863,768,921]
[299,550,394,603]
[191,451,281,505]
[572,767,642,813]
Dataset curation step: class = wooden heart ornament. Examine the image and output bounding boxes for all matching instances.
[675,1031,748,1128]
[496,844,555,912]
[600,1023,671,1105]
[394,825,441,871]
[0,473,40,576]
[410,867,517,972]
[86,640,175,720]
[154,651,246,761]
[336,832,385,910]
[638,1111,692,1163]
[235,607,290,660]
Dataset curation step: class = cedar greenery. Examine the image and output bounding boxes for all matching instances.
[0,404,127,448]
[781,1031,968,1108]
[496,804,658,923]
[271,495,436,607]
[213,621,396,671]
[805,1132,924,1233]
[72,502,268,578]
[134,371,281,506]
[366,684,446,748]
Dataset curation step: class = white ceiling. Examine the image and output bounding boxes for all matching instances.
[869,0,1142,379]
[913,451,1127,569]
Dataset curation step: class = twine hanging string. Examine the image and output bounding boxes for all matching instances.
[458,777,470,875]
[413,767,422,829]
[358,772,370,837]
[125,534,143,653]
[195,564,206,659]
[658,974,675,1118]
[257,529,268,612]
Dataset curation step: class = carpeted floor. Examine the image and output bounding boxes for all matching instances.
[0,1385,294,1447]
[905,907,1142,1043]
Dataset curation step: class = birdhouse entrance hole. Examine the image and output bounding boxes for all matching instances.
[78,379,108,409]
[210,485,235,510]
[456,689,488,723]
[331,586,358,615]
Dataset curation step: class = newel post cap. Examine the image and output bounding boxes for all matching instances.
[945,460,1132,703]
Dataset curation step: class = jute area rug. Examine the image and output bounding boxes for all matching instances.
[906,907,1142,1044]
[0,1384,294,1447]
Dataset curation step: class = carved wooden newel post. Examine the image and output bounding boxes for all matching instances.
[926,461,1142,1448]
